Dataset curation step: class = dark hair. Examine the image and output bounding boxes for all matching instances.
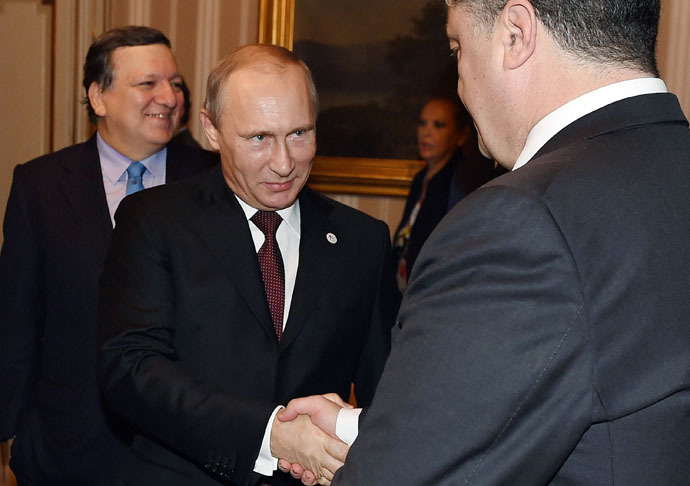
[446,0,660,75]
[422,92,472,130]
[204,44,319,127]
[82,25,171,124]
[180,77,192,126]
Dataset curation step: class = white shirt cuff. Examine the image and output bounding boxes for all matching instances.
[253,405,283,475]
[335,407,362,446]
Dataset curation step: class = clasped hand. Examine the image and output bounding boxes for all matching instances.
[271,393,351,485]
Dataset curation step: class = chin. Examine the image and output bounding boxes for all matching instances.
[145,133,173,147]
[264,194,299,211]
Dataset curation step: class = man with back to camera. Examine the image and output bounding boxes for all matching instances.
[97,44,395,485]
[0,25,216,484]
[279,0,690,484]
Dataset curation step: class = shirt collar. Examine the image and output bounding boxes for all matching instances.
[235,194,301,237]
[513,77,667,171]
[97,132,167,182]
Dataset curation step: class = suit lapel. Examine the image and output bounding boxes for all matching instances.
[280,189,338,350]
[191,166,276,339]
[58,136,112,264]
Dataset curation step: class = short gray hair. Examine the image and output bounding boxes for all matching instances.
[445,0,660,75]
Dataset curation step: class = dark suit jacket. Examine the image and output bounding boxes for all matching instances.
[334,93,690,485]
[98,165,395,485]
[0,135,215,482]
[394,149,503,285]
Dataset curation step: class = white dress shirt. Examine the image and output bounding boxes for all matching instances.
[234,197,302,476]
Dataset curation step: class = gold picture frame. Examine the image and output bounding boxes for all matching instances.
[258,0,423,196]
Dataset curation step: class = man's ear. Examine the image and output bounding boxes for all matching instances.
[199,109,221,151]
[88,82,107,117]
[500,0,537,70]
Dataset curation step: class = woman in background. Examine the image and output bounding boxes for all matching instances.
[393,94,505,294]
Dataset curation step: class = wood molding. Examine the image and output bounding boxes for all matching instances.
[258,0,293,49]
[307,156,424,196]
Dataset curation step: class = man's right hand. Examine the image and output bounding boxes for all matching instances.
[278,393,350,437]
[270,413,348,485]
[275,393,354,485]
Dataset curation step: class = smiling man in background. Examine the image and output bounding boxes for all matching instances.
[0,26,215,485]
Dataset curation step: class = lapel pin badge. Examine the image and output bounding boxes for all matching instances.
[326,232,337,244]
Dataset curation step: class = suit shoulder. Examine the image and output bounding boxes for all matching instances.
[166,141,219,172]
[14,141,92,174]
[304,189,389,233]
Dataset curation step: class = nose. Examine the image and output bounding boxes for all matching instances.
[270,140,294,177]
[155,81,177,108]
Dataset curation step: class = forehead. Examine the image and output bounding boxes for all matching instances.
[110,44,177,76]
[221,65,312,122]
[422,99,455,118]
[446,5,480,42]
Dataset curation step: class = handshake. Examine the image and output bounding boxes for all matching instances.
[270,393,358,485]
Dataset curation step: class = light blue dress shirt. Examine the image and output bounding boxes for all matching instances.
[96,133,167,227]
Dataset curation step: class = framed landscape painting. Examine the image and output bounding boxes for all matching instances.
[259,0,456,195]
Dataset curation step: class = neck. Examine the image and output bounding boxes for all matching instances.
[425,152,455,179]
[527,49,652,133]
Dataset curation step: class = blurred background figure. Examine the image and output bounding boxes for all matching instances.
[171,77,203,149]
[393,94,504,294]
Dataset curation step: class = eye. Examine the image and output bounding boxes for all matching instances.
[294,129,305,137]
[449,46,460,58]
[138,81,155,87]
[252,134,266,141]
[171,81,183,91]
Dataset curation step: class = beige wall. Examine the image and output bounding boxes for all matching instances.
[658,0,690,116]
[0,0,53,246]
[0,0,689,245]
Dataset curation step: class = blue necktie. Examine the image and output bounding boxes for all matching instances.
[126,162,146,195]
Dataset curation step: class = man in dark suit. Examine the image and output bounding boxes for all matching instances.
[280,0,690,484]
[98,44,394,485]
[0,26,215,485]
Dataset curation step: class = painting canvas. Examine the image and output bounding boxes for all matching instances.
[292,0,457,160]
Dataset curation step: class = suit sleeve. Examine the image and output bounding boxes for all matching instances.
[334,185,591,485]
[352,220,395,407]
[98,194,275,486]
[0,165,42,440]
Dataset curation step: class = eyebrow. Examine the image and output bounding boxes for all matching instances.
[136,72,182,80]
[293,124,315,132]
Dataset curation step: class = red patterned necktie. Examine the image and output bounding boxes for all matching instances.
[251,210,285,341]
